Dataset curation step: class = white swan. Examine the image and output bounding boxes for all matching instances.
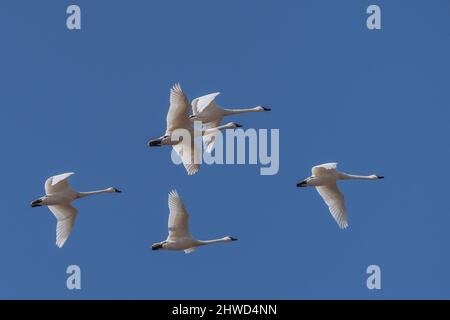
[151,190,238,254]
[148,84,242,175]
[30,172,122,248]
[189,92,270,152]
[296,163,384,229]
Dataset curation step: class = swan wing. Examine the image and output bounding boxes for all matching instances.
[191,92,220,115]
[166,83,191,133]
[316,184,348,229]
[45,172,75,194]
[167,190,191,241]
[201,119,222,153]
[48,204,78,248]
[312,163,338,177]
[172,138,200,176]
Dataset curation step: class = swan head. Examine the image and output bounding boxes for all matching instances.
[366,174,384,180]
[225,236,238,242]
[151,241,166,250]
[189,114,200,121]
[107,187,122,193]
[255,106,271,112]
[296,180,307,187]
[296,177,312,187]
[30,197,46,207]
[148,135,170,147]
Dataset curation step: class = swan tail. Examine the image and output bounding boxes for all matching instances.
[184,247,196,254]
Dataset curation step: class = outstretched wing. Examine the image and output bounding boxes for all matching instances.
[191,92,223,152]
[316,184,348,229]
[201,119,221,153]
[45,172,75,194]
[172,138,200,176]
[167,190,191,241]
[191,92,220,115]
[166,83,191,133]
[312,163,338,177]
[48,204,78,248]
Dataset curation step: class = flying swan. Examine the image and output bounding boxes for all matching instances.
[296,163,384,229]
[190,91,270,152]
[30,172,122,248]
[148,83,242,175]
[151,190,238,254]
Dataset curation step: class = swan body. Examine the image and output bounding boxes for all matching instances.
[151,190,238,254]
[190,92,270,152]
[148,84,242,175]
[30,172,121,248]
[296,163,384,229]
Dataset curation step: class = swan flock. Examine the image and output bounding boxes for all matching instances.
[30,83,384,250]
[148,83,270,175]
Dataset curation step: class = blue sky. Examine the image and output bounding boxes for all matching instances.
[1,0,450,299]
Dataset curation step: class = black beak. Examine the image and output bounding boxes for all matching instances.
[377,176,384,179]
[114,188,122,193]
[151,243,164,250]
[235,123,243,128]
[230,237,238,241]
[296,180,307,188]
[30,199,42,208]
[148,139,162,147]
[262,107,271,111]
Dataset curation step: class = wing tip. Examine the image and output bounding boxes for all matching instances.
[185,164,200,176]
[51,172,75,186]
[188,170,199,176]
[187,169,199,176]
[56,240,65,248]
[171,82,182,93]
[169,189,179,198]
[339,222,349,229]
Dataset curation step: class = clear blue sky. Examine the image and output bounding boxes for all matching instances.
[1,0,449,299]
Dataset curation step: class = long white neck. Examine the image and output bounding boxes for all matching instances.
[222,107,260,116]
[202,123,236,135]
[77,188,113,198]
[197,237,231,246]
[340,173,378,180]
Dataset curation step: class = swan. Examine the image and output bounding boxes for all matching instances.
[296,163,384,229]
[30,172,122,248]
[148,83,242,175]
[151,190,238,254]
[189,92,270,152]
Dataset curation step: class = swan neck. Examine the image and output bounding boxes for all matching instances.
[202,124,229,134]
[77,189,111,198]
[340,173,375,180]
[223,108,257,115]
[197,238,229,246]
